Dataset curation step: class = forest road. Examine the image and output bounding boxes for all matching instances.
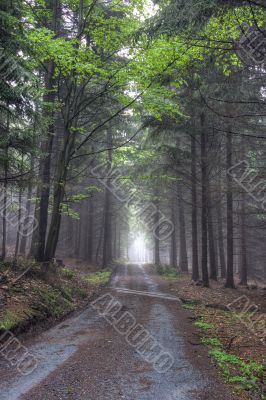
[0,264,239,400]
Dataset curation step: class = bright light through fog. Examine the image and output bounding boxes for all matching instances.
[129,235,151,263]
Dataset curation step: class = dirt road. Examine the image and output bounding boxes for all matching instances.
[0,264,238,400]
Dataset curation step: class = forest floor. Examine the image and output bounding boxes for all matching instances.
[1,263,263,400]
[164,270,266,399]
[0,258,111,338]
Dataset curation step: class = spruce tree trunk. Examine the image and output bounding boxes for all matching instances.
[239,139,248,286]
[15,185,23,257]
[200,113,209,287]
[86,195,94,262]
[216,164,226,278]
[207,189,217,280]
[191,134,199,281]
[225,128,235,288]
[154,187,160,266]
[20,174,34,255]
[170,197,177,269]
[29,183,41,258]
[1,146,8,261]
[216,206,226,278]
[102,130,113,268]
[177,183,188,272]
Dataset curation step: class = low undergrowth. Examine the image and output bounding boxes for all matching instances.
[84,270,111,284]
[0,259,112,335]
[156,265,180,280]
[169,276,266,399]
[195,315,266,398]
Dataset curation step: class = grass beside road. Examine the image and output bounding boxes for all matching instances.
[166,274,266,399]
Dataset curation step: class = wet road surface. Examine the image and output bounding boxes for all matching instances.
[0,264,238,400]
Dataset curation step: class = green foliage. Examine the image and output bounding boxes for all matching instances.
[182,303,195,311]
[209,348,265,392]
[194,321,214,330]
[202,337,222,347]
[62,267,76,280]
[157,265,180,280]
[36,288,74,318]
[85,271,111,284]
[0,309,27,330]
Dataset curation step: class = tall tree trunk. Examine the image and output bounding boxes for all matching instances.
[15,185,23,257]
[86,195,94,262]
[113,216,117,260]
[1,146,8,261]
[154,187,160,266]
[170,196,177,269]
[35,0,60,262]
[216,163,226,278]
[239,189,248,285]
[239,139,248,286]
[207,189,217,280]
[216,206,226,278]
[96,222,103,267]
[225,128,235,288]
[177,183,188,272]
[44,129,70,261]
[29,183,41,258]
[102,130,113,268]
[191,134,199,281]
[117,227,121,260]
[200,113,209,287]
[20,157,34,255]
[75,218,81,257]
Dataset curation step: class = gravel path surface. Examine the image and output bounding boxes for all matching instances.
[0,264,239,400]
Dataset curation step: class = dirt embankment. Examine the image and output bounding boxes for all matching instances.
[0,258,111,337]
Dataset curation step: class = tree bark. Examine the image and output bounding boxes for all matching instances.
[154,188,160,266]
[35,0,60,262]
[1,145,8,261]
[177,183,188,272]
[207,188,217,280]
[200,112,209,287]
[239,139,248,286]
[20,156,34,255]
[225,128,235,288]
[170,195,177,269]
[191,133,199,281]
[86,195,94,262]
[102,130,113,268]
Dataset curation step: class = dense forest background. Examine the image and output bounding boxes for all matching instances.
[1,0,266,289]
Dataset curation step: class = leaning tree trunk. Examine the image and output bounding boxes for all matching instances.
[200,112,209,287]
